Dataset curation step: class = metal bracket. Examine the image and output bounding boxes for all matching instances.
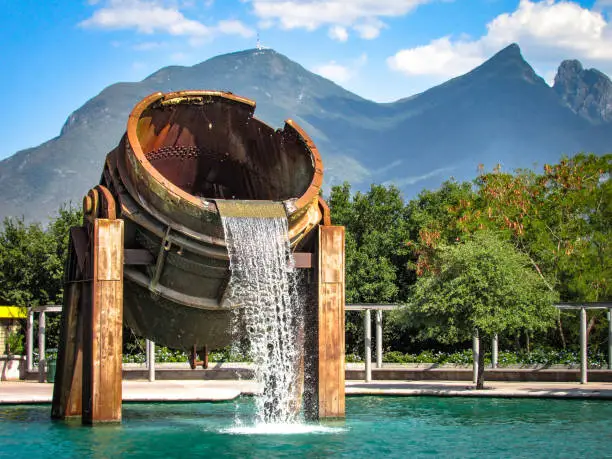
[150,226,172,292]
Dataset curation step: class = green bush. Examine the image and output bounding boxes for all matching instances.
[209,346,250,362]
[382,351,407,363]
[440,349,474,365]
[122,346,187,364]
[122,346,608,368]
[6,331,24,355]
[373,348,607,368]
[345,353,363,363]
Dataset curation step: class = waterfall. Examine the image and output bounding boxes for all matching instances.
[218,200,303,425]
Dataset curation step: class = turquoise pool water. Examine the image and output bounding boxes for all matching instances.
[1,397,611,458]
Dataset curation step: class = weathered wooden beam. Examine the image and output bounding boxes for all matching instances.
[82,219,124,424]
[52,228,88,419]
[316,225,345,418]
[51,281,84,419]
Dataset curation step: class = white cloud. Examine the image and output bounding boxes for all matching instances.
[80,0,255,41]
[353,21,384,40]
[216,19,256,38]
[388,1,612,79]
[80,0,211,36]
[388,37,483,76]
[250,0,430,40]
[328,25,348,42]
[313,61,352,83]
[313,53,367,84]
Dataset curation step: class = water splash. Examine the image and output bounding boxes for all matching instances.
[221,424,346,435]
[220,207,303,425]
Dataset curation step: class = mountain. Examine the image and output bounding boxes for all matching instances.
[553,59,612,124]
[1,44,611,223]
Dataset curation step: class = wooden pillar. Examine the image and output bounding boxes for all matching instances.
[82,219,124,424]
[313,225,345,419]
[52,227,86,419]
[51,280,84,419]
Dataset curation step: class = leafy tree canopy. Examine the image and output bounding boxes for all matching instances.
[403,231,558,344]
[0,206,82,307]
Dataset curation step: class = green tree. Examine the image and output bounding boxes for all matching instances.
[464,154,611,302]
[0,205,82,349]
[463,154,611,348]
[328,183,411,353]
[402,231,557,388]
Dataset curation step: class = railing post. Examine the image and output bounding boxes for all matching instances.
[26,308,34,372]
[492,333,498,369]
[38,311,46,382]
[472,331,479,384]
[146,339,155,382]
[375,310,383,369]
[364,309,372,383]
[608,308,612,371]
[580,307,588,384]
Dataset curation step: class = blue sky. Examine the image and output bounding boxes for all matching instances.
[2,0,611,159]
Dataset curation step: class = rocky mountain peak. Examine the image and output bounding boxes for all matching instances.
[553,59,612,124]
[468,43,542,85]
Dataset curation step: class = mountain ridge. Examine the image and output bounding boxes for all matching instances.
[1,43,610,223]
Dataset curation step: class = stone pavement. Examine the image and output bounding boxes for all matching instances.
[2,379,612,404]
[0,380,260,404]
[345,380,612,399]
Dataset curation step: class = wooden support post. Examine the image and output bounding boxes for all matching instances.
[82,219,124,424]
[52,227,88,420]
[310,225,345,419]
[52,282,84,418]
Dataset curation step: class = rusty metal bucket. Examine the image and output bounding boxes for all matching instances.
[99,90,325,350]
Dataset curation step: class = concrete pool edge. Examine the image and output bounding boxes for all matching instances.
[345,381,612,400]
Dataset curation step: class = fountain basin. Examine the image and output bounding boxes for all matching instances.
[2,397,611,457]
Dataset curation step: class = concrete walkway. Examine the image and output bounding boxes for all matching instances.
[2,379,612,404]
[0,380,260,404]
[345,380,612,399]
